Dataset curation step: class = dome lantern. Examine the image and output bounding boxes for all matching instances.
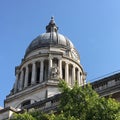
[46,17,58,33]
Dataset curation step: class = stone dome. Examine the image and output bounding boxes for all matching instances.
[25,17,78,57]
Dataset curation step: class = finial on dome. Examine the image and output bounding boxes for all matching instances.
[51,16,54,20]
[46,17,58,33]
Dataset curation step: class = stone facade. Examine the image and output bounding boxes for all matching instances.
[92,72,120,101]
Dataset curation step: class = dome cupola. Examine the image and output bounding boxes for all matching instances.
[46,16,58,33]
[25,17,79,60]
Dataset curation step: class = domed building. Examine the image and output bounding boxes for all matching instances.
[4,17,86,111]
[0,17,120,120]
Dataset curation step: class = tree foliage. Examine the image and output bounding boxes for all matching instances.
[10,110,49,120]
[58,80,120,120]
[10,80,120,120]
[10,112,35,120]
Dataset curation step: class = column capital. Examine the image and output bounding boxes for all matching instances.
[65,61,69,65]
[56,56,62,60]
[32,61,36,64]
[49,54,53,59]
[40,59,44,62]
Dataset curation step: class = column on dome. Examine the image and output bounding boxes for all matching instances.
[58,59,62,78]
[72,65,75,86]
[17,72,21,91]
[77,70,80,85]
[80,72,83,85]
[22,68,26,88]
[49,56,52,78]
[20,70,24,90]
[83,73,86,85]
[65,62,69,83]
[31,61,36,85]
[24,65,28,87]
[40,59,44,82]
[14,72,19,93]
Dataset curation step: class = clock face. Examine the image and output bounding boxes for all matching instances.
[71,49,79,60]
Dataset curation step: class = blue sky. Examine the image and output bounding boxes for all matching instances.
[0,0,120,107]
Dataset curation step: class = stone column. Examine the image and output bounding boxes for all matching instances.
[20,70,24,90]
[80,73,83,85]
[14,73,19,93]
[49,57,52,78]
[77,70,80,85]
[31,62,36,85]
[40,59,44,82]
[49,58,52,68]
[65,62,68,83]
[24,65,28,87]
[83,73,86,85]
[58,59,62,78]
[72,66,75,86]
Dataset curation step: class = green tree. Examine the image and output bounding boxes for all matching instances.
[10,112,35,120]
[29,109,49,120]
[58,80,120,120]
[10,110,49,120]
[10,80,120,120]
